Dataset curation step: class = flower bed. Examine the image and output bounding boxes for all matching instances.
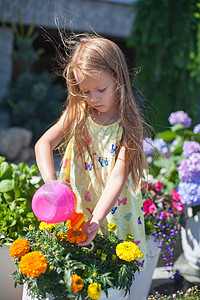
[10,222,144,300]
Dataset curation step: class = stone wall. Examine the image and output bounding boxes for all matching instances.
[0,0,135,38]
[0,0,136,101]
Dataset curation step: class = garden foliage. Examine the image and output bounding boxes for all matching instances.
[0,156,42,245]
[128,0,200,128]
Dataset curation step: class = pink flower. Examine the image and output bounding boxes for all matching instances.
[143,199,156,214]
[172,201,184,213]
[164,211,171,217]
[155,181,164,192]
[171,189,181,201]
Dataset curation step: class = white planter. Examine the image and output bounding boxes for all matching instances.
[23,237,160,300]
[22,283,129,300]
[181,210,200,270]
[0,244,23,300]
[130,236,161,300]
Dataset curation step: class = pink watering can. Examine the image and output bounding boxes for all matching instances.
[32,181,85,229]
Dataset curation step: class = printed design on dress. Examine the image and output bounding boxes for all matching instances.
[86,208,94,215]
[118,197,127,206]
[111,207,118,214]
[62,158,69,169]
[98,157,108,167]
[119,121,122,127]
[85,162,93,171]
[136,260,144,267]
[85,134,92,145]
[131,237,141,245]
[111,144,118,154]
[85,191,91,202]
[124,212,132,221]
[138,216,142,224]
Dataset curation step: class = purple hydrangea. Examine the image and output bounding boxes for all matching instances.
[178,154,200,182]
[168,111,192,128]
[182,141,200,157]
[153,138,170,157]
[177,178,200,207]
[143,138,154,156]
[193,124,200,134]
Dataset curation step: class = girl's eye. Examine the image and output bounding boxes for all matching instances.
[98,88,106,93]
[82,91,89,95]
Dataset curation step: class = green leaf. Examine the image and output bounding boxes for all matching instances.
[171,123,185,133]
[0,162,13,180]
[155,130,177,142]
[3,191,14,203]
[0,179,14,192]
[64,269,72,292]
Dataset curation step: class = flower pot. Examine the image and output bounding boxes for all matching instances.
[0,244,23,300]
[22,237,160,300]
[22,283,130,300]
[130,236,161,300]
[181,210,200,270]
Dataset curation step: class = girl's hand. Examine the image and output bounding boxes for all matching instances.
[78,216,100,246]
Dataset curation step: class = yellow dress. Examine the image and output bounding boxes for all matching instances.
[59,116,147,267]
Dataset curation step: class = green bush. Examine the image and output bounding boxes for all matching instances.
[0,156,43,245]
[3,71,65,140]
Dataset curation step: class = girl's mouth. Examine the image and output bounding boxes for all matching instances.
[94,105,103,108]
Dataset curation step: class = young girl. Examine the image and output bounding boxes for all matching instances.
[35,34,147,262]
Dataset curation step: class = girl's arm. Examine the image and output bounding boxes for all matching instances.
[79,146,127,246]
[35,112,66,183]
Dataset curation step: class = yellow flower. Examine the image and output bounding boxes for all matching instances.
[126,233,134,241]
[39,222,57,231]
[112,254,116,260]
[116,241,143,262]
[19,251,47,278]
[29,226,34,230]
[36,242,40,247]
[87,283,101,299]
[101,253,107,261]
[49,265,54,270]
[107,222,117,232]
[44,245,49,250]
[10,238,29,258]
[96,250,101,255]
[71,274,84,293]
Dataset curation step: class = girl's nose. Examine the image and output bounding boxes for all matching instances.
[91,92,99,102]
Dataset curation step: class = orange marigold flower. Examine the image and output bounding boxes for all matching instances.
[67,228,87,244]
[10,238,29,258]
[57,232,66,241]
[71,274,84,293]
[19,251,47,278]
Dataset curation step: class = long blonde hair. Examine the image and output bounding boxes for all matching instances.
[59,34,147,191]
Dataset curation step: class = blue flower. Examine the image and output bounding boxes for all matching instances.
[177,179,200,207]
[183,141,200,157]
[193,124,200,134]
[168,110,191,128]
[143,138,154,156]
[178,153,200,182]
[153,138,170,157]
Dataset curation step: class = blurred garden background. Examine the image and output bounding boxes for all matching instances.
[0,1,200,299]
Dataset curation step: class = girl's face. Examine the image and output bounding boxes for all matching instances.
[77,71,119,120]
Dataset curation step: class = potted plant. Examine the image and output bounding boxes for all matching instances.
[130,181,183,299]
[0,156,43,299]
[10,221,144,300]
[176,139,200,270]
[143,110,200,271]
